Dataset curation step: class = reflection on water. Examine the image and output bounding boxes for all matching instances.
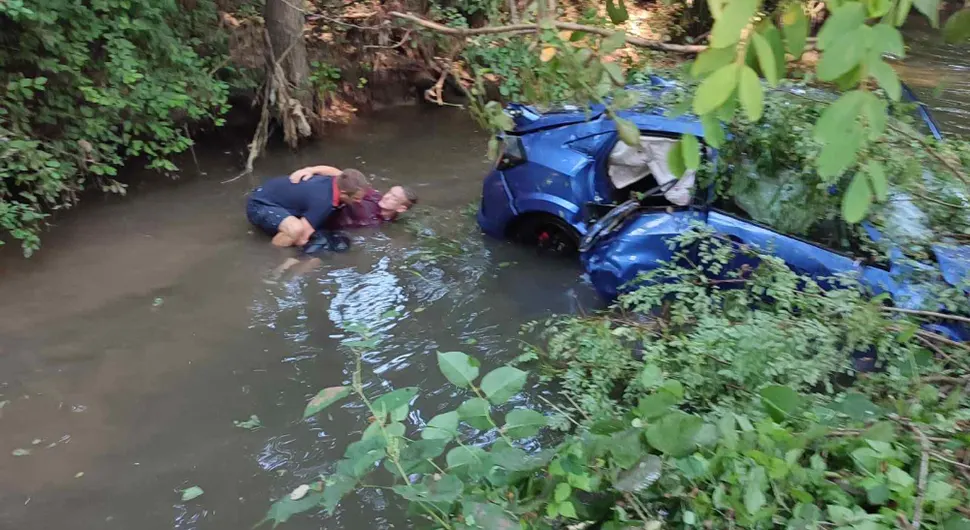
[899,16,970,136]
[0,106,600,530]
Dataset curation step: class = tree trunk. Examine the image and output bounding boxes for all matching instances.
[265,0,310,96]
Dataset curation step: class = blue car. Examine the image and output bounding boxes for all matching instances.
[476,80,969,340]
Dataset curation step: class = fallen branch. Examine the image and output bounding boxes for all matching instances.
[910,425,930,530]
[930,450,970,471]
[883,306,970,325]
[388,11,708,53]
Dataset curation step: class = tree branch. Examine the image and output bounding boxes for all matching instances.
[388,11,708,53]
[910,425,930,530]
[887,122,970,186]
[883,306,970,325]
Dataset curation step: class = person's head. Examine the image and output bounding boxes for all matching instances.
[336,169,370,205]
[378,185,418,220]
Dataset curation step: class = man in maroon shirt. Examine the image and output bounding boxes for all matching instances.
[288,165,418,228]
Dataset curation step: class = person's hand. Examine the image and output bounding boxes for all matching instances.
[289,167,318,183]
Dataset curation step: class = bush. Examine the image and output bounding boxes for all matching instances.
[0,0,229,255]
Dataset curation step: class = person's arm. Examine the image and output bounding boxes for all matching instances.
[289,165,342,183]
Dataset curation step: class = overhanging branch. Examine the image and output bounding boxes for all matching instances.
[388,11,708,54]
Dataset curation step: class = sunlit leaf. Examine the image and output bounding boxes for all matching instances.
[303,386,352,419]
[867,162,889,202]
[842,172,873,223]
[814,90,866,142]
[181,486,204,502]
[605,0,629,24]
[694,63,740,116]
[601,31,628,55]
[744,467,767,514]
[781,3,809,57]
[943,8,970,43]
[371,387,418,423]
[668,138,687,178]
[503,409,547,439]
[540,46,557,62]
[458,397,493,430]
[614,116,641,147]
[871,24,906,57]
[817,3,867,50]
[817,26,870,81]
[895,0,914,25]
[603,62,625,86]
[913,0,940,27]
[868,58,901,101]
[818,121,864,177]
[480,366,528,405]
[751,33,778,86]
[691,45,736,77]
[421,411,459,440]
[645,411,703,457]
[701,114,726,148]
[437,351,480,388]
[867,0,892,17]
[738,66,764,121]
[761,25,787,81]
[615,454,663,492]
[710,0,760,48]
[759,385,803,422]
[640,363,665,388]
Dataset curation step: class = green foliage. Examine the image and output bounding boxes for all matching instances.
[268,232,970,529]
[0,0,228,255]
[309,61,342,98]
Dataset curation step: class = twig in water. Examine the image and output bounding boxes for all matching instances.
[537,395,582,428]
[909,425,930,530]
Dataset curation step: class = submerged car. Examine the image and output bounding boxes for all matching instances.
[476,78,968,340]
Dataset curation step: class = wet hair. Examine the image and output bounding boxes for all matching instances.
[399,186,418,205]
[337,169,369,195]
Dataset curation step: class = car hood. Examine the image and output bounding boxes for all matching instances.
[507,102,606,133]
[932,244,970,287]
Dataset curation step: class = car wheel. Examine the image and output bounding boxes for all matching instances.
[509,214,580,256]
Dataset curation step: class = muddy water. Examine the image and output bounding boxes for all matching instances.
[898,17,970,136]
[0,107,600,530]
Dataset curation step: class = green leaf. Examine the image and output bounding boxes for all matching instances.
[867,0,892,17]
[867,483,891,505]
[868,59,901,101]
[681,134,701,171]
[393,474,464,503]
[480,366,528,405]
[872,24,906,57]
[637,390,680,420]
[437,351,480,388]
[842,172,872,223]
[814,91,866,142]
[833,392,884,420]
[558,501,578,519]
[446,446,489,476]
[303,386,352,419]
[645,411,703,457]
[943,9,970,43]
[818,26,870,81]
[603,62,625,86]
[863,420,895,442]
[601,31,628,55]
[710,0,760,48]
[744,486,766,515]
[422,411,459,440]
[615,116,640,147]
[555,482,572,502]
[694,63,740,116]
[896,0,914,25]
[605,0,629,24]
[782,4,809,57]
[399,439,448,473]
[817,3,867,50]
[458,398,493,430]
[691,45,737,77]
[761,26,786,81]
[828,505,855,524]
[818,121,864,178]
[887,465,915,490]
[701,114,725,148]
[862,92,889,139]
[462,502,518,530]
[866,162,888,202]
[913,0,939,27]
[668,139,687,178]
[927,480,954,503]
[371,387,418,423]
[504,409,547,439]
[640,364,664,389]
[759,385,802,422]
[257,488,326,527]
[490,445,554,471]
[234,415,262,431]
[751,33,778,86]
[181,486,204,501]
[738,66,764,121]
[615,454,663,492]
[718,414,738,450]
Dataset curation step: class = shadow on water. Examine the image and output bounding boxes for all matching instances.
[0,106,601,530]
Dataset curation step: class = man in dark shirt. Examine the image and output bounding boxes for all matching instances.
[288,166,418,228]
[246,168,369,247]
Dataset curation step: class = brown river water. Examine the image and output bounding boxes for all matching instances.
[0,24,968,529]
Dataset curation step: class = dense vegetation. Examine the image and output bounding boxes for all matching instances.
[281,230,970,529]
